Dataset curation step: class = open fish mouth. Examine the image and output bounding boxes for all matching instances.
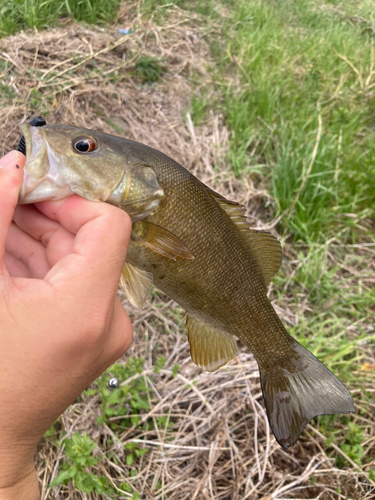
[16,115,47,156]
[17,116,75,204]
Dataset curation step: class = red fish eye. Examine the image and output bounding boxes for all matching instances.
[72,136,97,153]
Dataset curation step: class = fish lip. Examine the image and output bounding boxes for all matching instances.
[19,123,48,178]
[18,123,74,204]
[20,123,32,159]
[18,123,47,204]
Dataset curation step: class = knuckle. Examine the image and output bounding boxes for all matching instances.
[103,207,131,242]
[114,209,132,232]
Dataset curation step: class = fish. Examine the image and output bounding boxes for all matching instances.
[16,116,355,449]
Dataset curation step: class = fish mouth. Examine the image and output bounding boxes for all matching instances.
[16,116,47,156]
[18,120,74,204]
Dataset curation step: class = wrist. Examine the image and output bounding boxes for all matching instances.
[0,447,39,499]
[0,469,39,500]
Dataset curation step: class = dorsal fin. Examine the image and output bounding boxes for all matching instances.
[206,186,282,286]
[246,230,282,285]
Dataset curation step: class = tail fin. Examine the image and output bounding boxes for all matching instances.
[260,341,355,450]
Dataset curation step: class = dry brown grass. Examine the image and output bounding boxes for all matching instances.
[0,3,374,499]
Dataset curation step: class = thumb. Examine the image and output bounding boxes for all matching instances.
[0,151,26,271]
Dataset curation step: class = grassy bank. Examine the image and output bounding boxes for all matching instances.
[3,1,375,242]
[183,0,375,244]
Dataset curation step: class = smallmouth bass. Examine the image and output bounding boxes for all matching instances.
[16,117,355,449]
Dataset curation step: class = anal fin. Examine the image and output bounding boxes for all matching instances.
[186,315,238,372]
[120,262,153,309]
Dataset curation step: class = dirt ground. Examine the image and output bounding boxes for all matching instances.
[0,3,374,499]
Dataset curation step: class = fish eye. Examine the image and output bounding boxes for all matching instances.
[72,136,97,153]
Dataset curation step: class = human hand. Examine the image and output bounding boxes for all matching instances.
[0,151,133,498]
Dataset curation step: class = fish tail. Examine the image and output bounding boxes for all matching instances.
[259,340,355,450]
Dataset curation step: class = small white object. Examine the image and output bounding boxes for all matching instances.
[108,377,120,389]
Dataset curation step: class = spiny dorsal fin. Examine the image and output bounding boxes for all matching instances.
[205,185,239,204]
[185,314,238,372]
[120,262,153,309]
[206,187,282,286]
[132,220,194,261]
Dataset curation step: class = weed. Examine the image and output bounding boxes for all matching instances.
[51,432,116,495]
[124,442,148,466]
[95,357,150,428]
[154,356,167,373]
[0,83,17,100]
[339,421,365,466]
[190,92,211,125]
[135,55,165,83]
[50,356,152,496]
[317,416,367,467]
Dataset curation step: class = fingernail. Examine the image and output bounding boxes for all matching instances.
[0,150,24,169]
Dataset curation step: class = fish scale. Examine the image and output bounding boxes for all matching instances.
[128,167,260,329]
[18,119,355,450]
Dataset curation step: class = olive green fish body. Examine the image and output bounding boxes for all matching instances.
[18,120,355,449]
[123,151,291,369]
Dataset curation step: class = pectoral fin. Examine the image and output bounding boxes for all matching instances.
[132,220,194,261]
[119,262,153,309]
[185,315,238,372]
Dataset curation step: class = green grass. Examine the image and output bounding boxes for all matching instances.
[0,0,122,35]
[141,0,375,243]
[134,55,165,83]
[187,0,375,244]
[273,242,375,385]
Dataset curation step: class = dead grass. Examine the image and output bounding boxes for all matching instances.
[0,2,374,499]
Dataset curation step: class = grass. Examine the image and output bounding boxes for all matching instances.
[156,0,375,393]
[4,0,374,242]
[134,55,165,83]
[0,0,122,35]
[189,0,375,244]
[148,0,375,480]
